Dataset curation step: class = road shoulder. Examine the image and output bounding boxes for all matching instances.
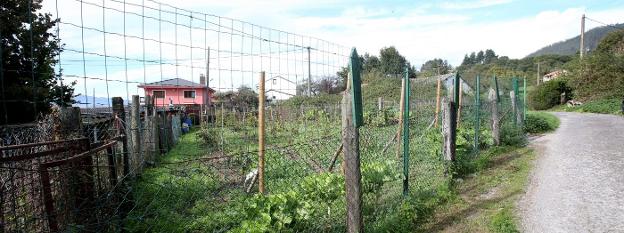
[422,147,535,233]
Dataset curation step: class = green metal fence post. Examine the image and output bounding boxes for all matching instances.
[349,48,363,128]
[512,77,519,126]
[402,65,410,196]
[523,77,527,121]
[474,75,480,153]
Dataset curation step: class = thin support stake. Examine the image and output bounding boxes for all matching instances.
[434,76,441,127]
[258,71,266,194]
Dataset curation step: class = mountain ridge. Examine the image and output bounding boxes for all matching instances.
[526,23,624,57]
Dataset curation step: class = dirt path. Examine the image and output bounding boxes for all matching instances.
[520,112,624,233]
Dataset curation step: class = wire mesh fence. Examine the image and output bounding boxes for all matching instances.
[1,0,529,232]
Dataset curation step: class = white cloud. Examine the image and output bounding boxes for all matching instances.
[440,0,513,10]
[40,0,624,99]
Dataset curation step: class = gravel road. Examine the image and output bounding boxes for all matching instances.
[519,112,624,233]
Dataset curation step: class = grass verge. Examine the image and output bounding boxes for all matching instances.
[551,98,623,115]
[421,146,534,233]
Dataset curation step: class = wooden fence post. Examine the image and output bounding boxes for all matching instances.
[489,89,500,146]
[442,97,457,162]
[258,71,266,194]
[342,91,362,233]
[131,95,141,174]
[343,48,363,233]
[457,82,463,126]
[112,97,130,176]
[144,95,153,161]
[434,76,442,127]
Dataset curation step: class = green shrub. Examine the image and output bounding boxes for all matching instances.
[197,127,220,148]
[500,122,526,146]
[523,112,559,134]
[364,108,397,127]
[528,79,573,110]
[490,208,519,233]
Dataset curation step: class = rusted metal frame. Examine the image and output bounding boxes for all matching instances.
[0,138,88,151]
[42,140,117,168]
[106,146,117,186]
[0,138,90,162]
[38,164,58,232]
[38,140,123,232]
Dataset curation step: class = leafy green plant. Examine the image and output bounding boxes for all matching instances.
[523,112,559,134]
[501,122,526,146]
[362,161,400,194]
[234,191,314,232]
[299,173,344,202]
[528,79,573,110]
[490,208,520,233]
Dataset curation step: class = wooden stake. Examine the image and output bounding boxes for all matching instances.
[258,72,266,194]
[112,97,130,176]
[442,98,456,162]
[328,143,343,172]
[131,95,141,175]
[457,83,463,127]
[434,76,442,127]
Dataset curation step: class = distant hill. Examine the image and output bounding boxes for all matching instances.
[72,94,132,108]
[526,23,624,57]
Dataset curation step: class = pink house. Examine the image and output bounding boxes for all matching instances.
[138,77,215,107]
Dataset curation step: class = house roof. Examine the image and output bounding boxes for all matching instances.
[138,78,214,91]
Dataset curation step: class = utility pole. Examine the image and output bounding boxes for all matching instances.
[307,46,311,96]
[580,14,585,59]
[536,62,540,85]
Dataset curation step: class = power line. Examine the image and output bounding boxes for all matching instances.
[585,16,624,30]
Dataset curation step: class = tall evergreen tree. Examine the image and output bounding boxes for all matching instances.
[476,50,485,64]
[484,49,498,64]
[1,0,75,124]
[379,46,408,75]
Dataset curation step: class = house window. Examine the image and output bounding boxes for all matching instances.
[153,90,165,98]
[184,90,196,98]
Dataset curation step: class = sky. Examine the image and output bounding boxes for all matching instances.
[40,0,624,104]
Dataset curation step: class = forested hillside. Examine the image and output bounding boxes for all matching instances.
[526,23,624,57]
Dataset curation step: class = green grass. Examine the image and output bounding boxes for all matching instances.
[523,112,560,134]
[422,146,534,233]
[551,98,623,115]
[490,208,520,233]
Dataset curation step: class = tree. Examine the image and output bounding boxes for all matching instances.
[379,46,408,75]
[566,30,624,101]
[484,49,498,64]
[362,53,380,72]
[1,0,75,124]
[469,52,477,65]
[419,58,452,77]
[476,51,485,64]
